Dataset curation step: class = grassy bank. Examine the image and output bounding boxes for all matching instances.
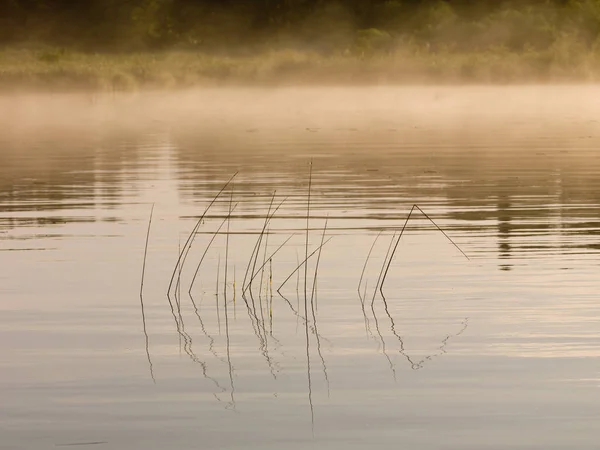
[2,45,600,91]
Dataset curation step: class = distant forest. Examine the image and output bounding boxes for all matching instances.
[2,0,600,53]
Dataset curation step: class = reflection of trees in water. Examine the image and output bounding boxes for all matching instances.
[4,120,600,259]
[173,129,600,265]
[498,196,513,271]
[0,128,148,234]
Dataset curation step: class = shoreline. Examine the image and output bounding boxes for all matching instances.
[1,48,600,92]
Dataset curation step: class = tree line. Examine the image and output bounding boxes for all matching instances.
[1,0,599,53]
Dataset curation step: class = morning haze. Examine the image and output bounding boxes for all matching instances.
[1,2,600,450]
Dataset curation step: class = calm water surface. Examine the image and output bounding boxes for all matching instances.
[1,87,600,449]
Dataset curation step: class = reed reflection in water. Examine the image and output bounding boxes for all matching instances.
[2,87,600,450]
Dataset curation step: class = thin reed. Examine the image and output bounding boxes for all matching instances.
[139,203,155,383]
[168,172,237,296]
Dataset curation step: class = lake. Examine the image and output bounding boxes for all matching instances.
[1,86,600,450]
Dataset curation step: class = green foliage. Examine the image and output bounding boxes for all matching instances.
[565,0,600,46]
[355,28,393,55]
[37,47,66,63]
[1,0,599,54]
[2,0,600,87]
[296,3,355,54]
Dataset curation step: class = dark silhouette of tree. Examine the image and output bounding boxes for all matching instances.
[0,0,598,52]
